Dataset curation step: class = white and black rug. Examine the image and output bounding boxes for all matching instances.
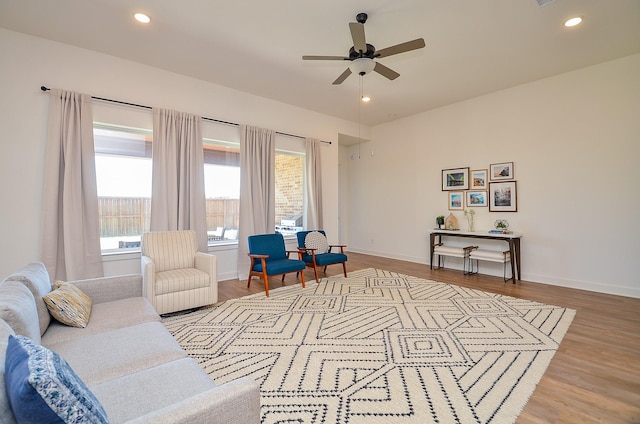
[163,268,575,423]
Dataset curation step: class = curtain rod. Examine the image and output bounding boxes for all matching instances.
[40,86,331,144]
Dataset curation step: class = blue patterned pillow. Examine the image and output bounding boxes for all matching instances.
[4,335,109,423]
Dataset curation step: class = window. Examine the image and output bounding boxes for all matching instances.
[274,151,304,236]
[94,124,152,251]
[94,120,308,251]
[203,139,240,244]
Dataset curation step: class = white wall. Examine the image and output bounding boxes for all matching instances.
[0,28,358,280]
[346,53,640,298]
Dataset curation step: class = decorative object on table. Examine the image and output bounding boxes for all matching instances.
[490,219,511,234]
[470,169,488,189]
[436,215,445,229]
[444,213,459,230]
[464,209,476,232]
[441,167,469,191]
[489,181,517,212]
[448,191,464,210]
[466,190,487,207]
[490,162,514,181]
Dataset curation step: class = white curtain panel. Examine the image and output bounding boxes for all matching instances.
[41,89,104,281]
[237,125,275,280]
[304,138,323,230]
[150,108,207,252]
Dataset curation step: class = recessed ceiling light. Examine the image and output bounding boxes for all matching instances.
[361,96,371,102]
[564,17,582,27]
[134,13,151,24]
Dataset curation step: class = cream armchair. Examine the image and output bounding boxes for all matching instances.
[141,230,217,314]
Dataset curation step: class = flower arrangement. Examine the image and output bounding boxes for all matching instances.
[463,209,476,232]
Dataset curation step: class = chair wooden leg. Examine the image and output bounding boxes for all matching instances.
[313,266,319,283]
[342,262,347,277]
[247,275,252,288]
[300,269,306,289]
[263,271,270,297]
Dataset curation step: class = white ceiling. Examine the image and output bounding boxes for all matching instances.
[1,0,639,126]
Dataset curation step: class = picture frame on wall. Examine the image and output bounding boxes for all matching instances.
[442,167,469,191]
[466,190,488,207]
[489,181,517,212]
[448,191,464,210]
[490,162,514,181]
[470,169,488,189]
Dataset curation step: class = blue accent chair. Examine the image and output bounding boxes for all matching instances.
[247,233,306,296]
[296,230,348,283]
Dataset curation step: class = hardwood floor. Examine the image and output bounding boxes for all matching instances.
[219,252,640,423]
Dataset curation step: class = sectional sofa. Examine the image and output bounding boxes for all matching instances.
[0,262,260,423]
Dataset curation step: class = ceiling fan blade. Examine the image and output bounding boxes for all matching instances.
[375,38,426,58]
[302,55,349,61]
[332,68,352,85]
[373,62,400,80]
[349,22,367,53]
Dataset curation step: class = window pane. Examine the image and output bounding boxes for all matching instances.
[204,140,240,244]
[94,125,152,251]
[275,152,304,236]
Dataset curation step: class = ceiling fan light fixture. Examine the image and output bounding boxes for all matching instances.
[349,58,376,76]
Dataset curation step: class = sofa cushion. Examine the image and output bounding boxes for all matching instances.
[41,297,160,345]
[0,319,18,424]
[155,268,210,295]
[4,262,52,335]
[305,231,329,254]
[4,335,109,423]
[46,322,187,386]
[0,281,41,344]
[91,357,215,423]
[43,281,93,328]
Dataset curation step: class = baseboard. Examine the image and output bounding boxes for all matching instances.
[523,273,640,299]
[347,248,426,265]
[348,249,639,299]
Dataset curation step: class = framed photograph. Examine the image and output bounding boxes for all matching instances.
[489,181,517,212]
[466,190,488,207]
[448,191,464,210]
[490,162,514,181]
[442,167,469,191]
[470,169,488,189]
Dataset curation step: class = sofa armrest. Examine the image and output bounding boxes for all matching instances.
[68,274,143,304]
[126,377,260,424]
[194,252,216,280]
[141,255,155,301]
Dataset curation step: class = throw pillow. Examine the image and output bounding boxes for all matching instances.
[43,281,93,328]
[305,231,329,254]
[5,334,109,423]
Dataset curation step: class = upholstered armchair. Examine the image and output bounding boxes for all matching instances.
[141,230,217,314]
[296,230,347,282]
[247,233,306,296]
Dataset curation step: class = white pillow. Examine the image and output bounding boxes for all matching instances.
[305,231,329,254]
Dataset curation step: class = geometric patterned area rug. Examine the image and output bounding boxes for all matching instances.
[163,268,575,423]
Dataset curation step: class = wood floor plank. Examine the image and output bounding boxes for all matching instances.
[218,252,640,423]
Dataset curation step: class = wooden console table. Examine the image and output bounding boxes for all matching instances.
[429,230,523,281]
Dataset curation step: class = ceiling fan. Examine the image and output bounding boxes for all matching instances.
[302,12,426,85]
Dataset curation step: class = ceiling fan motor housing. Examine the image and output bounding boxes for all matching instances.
[349,44,376,60]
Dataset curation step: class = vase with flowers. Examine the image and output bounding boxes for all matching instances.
[463,209,476,232]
